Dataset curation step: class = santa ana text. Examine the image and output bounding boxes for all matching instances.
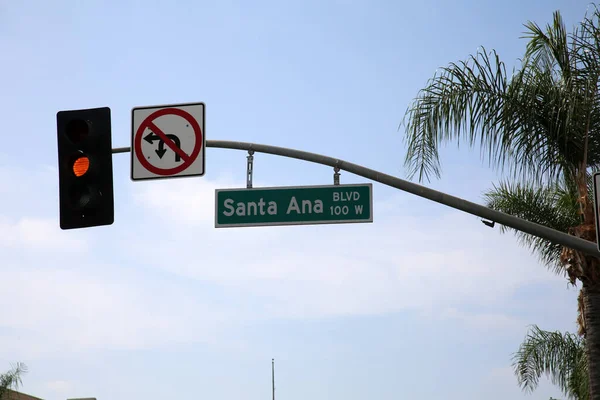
[214,184,373,228]
[222,193,364,217]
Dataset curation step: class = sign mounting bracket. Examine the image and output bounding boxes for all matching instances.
[247,150,255,189]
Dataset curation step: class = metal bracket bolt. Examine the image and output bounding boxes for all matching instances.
[333,166,340,185]
[247,150,254,189]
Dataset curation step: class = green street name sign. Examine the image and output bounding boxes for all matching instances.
[214,183,373,228]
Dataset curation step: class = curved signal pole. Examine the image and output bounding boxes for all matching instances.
[113,140,600,258]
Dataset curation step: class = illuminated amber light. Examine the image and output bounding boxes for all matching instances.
[72,156,90,177]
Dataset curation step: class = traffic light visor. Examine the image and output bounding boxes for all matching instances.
[72,156,90,177]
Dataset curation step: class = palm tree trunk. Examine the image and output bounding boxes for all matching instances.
[583,280,600,400]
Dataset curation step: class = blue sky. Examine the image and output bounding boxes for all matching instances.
[0,0,591,399]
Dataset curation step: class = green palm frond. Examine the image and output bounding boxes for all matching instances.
[482,179,582,274]
[512,6,600,174]
[522,10,571,78]
[0,363,27,400]
[401,47,523,183]
[401,7,600,187]
[513,325,587,400]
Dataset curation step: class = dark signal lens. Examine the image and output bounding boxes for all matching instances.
[65,119,89,144]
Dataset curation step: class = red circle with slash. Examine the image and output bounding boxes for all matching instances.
[134,107,203,175]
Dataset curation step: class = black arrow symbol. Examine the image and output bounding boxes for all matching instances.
[155,145,167,159]
[143,132,182,162]
[156,135,182,161]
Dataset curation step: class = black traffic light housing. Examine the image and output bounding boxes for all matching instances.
[56,107,114,230]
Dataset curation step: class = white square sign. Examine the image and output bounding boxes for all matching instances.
[131,102,205,181]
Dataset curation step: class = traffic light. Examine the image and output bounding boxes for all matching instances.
[56,107,114,230]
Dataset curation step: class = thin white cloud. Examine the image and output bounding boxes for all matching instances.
[131,176,569,322]
[45,380,73,393]
[130,171,243,226]
[0,164,86,252]
[0,168,576,359]
[0,217,87,252]
[0,264,237,359]
[439,308,526,334]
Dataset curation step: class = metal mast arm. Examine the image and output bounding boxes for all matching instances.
[114,140,600,258]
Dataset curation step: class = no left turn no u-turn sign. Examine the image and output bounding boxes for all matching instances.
[131,102,205,181]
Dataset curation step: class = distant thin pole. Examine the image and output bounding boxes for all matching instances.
[272,358,275,400]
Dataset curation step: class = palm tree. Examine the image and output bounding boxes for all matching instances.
[0,363,27,400]
[482,176,592,289]
[401,6,600,399]
[514,325,588,400]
